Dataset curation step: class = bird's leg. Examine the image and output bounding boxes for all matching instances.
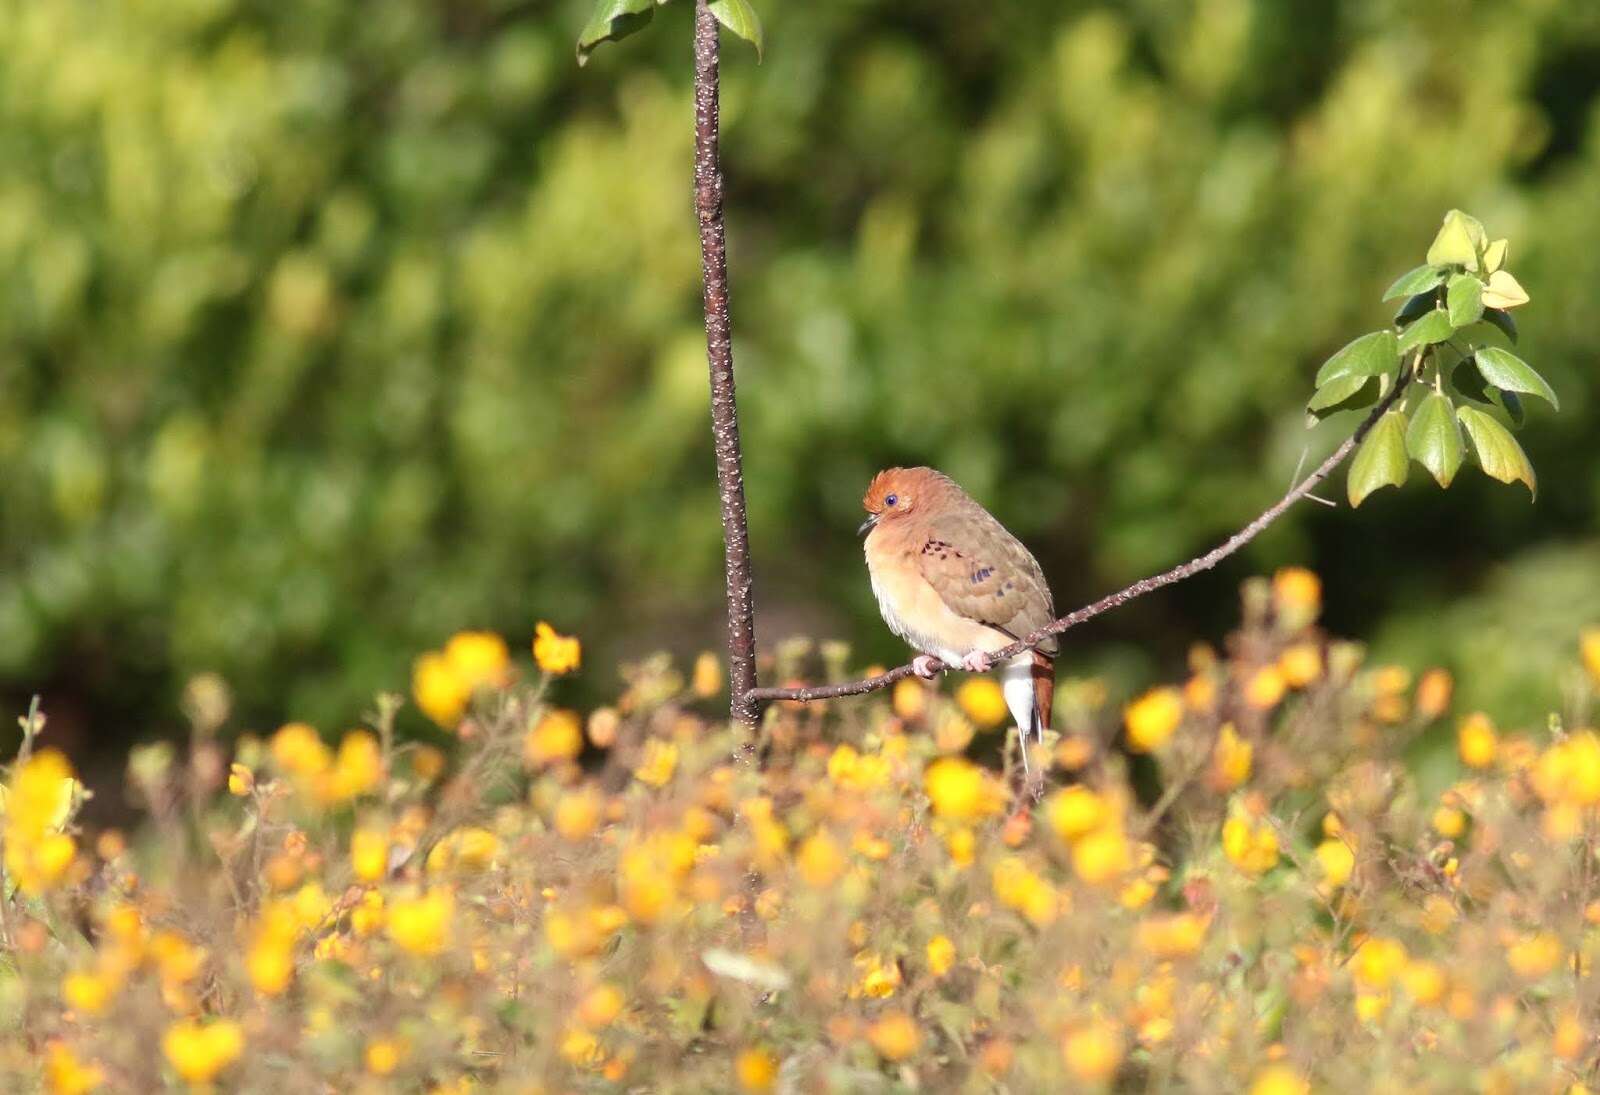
[960,651,993,673]
[911,654,942,680]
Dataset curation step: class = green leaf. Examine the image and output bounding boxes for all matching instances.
[1457,405,1536,497]
[1426,210,1483,271]
[1394,291,1438,326]
[1348,410,1409,507]
[1450,359,1492,405]
[1405,392,1463,487]
[1305,374,1378,426]
[1480,308,1519,344]
[1397,309,1455,353]
[576,0,656,66]
[1493,388,1526,429]
[708,0,763,57]
[1382,265,1446,302]
[1446,273,1484,328]
[1474,347,1558,410]
[1315,330,1399,386]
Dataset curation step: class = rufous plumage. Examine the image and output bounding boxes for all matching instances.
[859,467,1057,775]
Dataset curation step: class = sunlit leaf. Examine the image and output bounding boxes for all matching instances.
[1305,374,1378,426]
[1397,309,1455,353]
[1475,347,1558,410]
[1445,273,1484,328]
[708,0,763,57]
[1457,405,1536,497]
[576,0,656,66]
[1382,265,1445,302]
[1405,392,1463,487]
[1425,209,1482,271]
[1481,269,1529,310]
[1315,330,1399,386]
[1482,238,1508,273]
[1348,410,1409,507]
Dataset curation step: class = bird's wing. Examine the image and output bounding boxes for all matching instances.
[914,509,1058,656]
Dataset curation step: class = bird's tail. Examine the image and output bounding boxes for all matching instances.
[1030,649,1054,738]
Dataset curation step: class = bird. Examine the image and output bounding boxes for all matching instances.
[859,467,1057,777]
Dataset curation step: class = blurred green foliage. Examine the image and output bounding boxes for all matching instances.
[3,0,1600,738]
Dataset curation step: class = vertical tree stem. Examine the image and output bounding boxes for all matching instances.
[692,0,759,731]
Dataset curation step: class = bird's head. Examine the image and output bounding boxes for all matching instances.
[860,466,945,536]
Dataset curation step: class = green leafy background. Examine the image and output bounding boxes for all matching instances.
[3,0,1599,755]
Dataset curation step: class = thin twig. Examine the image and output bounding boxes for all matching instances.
[692,0,760,732]
[748,366,1415,706]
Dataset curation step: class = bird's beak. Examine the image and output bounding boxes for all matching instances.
[857,513,878,537]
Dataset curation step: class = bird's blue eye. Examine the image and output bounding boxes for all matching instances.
[885,493,898,507]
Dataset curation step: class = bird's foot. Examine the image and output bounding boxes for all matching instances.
[911,654,943,680]
[960,651,994,673]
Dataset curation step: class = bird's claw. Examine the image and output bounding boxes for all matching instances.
[911,654,942,680]
[960,651,993,673]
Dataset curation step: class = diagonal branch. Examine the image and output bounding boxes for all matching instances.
[693,0,759,730]
[747,365,1415,707]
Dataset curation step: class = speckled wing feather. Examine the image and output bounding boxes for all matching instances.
[913,508,1058,656]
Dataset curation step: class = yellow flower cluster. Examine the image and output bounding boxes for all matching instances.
[8,601,1600,1092]
[412,630,512,727]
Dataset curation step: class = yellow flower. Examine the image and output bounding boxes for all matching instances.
[533,621,582,675]
[827,745,890,792]
[44,1043,105,1095]
[559,1026,603,1068]
[1272,566,1321,626]
[162,1019,244,1086]
[1244,665,1288,710]
[924,757,1004,821]
[1401,960,1447,1005]
[1582,628,1600,684]
[454,827,500,870]
[1250,1064,1310,1095]
[554,786,603,841]
[1534,732,1600,806]
[1062,1020,1124,1083]
[1431,805,1466,838]
[1415,668,1453,719]
[892,678,928,720]
[413,651,469,727]
[387,889,454,956]
[351,828,388,883]
[1352,936,1408,988]
[1046,786,1108,842]
[1072,826,1132,886]
[993,856,1060,926]
[734,1047,778,1093]
[4,831,77,897]
[1137,913,1209,959]
[3,750,81,895]
[634,740,679,788]
[365,1037,408,1076]
[867,1012,921,1061]
[796,831,846,888]
[446,630,511,688]
[926,934,956,976]
[1211,724,1252,790]
[61,970,116,1016]
[1457,713,1497,769]
[957,678,1009,728]
[1124,688,1182,752]
[245,934,294,996]
[945,827,976,868]
[578,983,626,1028]
[1277,643,1323,688]
[851,951,902,999]
[227,764,254,796]
[270,722,331,777]
[692,652,722,697]
[1506,931,1562,980]
[320,730,382,802]
[525,710,584,767]
[1315,838,1355,888]
[1222,814,1279,875]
